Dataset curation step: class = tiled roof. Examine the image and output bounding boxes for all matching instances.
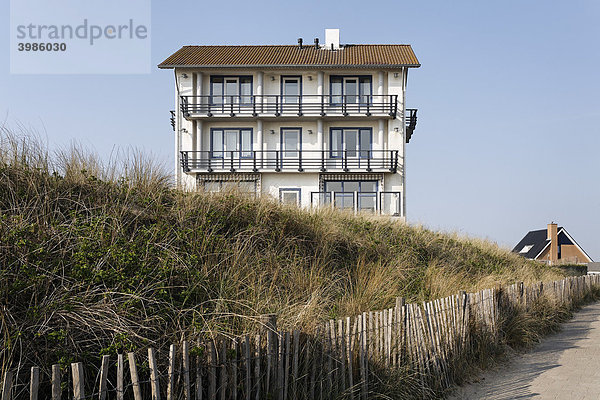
[512,229,550,259]
[158,45,420,69]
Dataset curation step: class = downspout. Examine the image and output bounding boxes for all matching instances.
[401,67,407,219]
[174,70,182,189]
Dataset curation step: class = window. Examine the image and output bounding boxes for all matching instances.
[330,128,372,158]
[281,76,301,104]
[210,76,252,105]
[324,181,377,194]
[204,180,257,194]
[330,76,372,104]
[280,188,301,206]
[324,181,377,211]
[380,192,401,216]
[519,245,534,254]
[281,128,301,158]
[211,129,253,158]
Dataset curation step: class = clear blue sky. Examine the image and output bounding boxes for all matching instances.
[1,0,598,260]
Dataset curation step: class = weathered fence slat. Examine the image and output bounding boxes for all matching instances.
[117,354,124,400]
[232,339,238,400]
[98,355,110,400]
[1,370,12,400]
[197,343,204,400]
[277,332,284,400]
[292,330,299,399]
[244,336,251,400]
[148,348,161,400]
[359,313,368,400]
[167,345,176,400]
[208,341,217,400]
[128,352,143,400]
[71,362,85,400]
[51,364,61,400]
[254,334,261,400]
[219,339,228,400]
[283,331,291,400]
[309,330,317,400]
[346,316,354,399]
[328,320,337,395]
[29,366,39,400]
[183,340,192,400]
[338,319,347,392]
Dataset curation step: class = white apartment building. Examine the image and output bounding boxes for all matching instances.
[159,29,419,219]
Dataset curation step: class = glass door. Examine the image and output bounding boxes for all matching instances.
[343,129,358,158]
[240,77,252,105]
[330,77,343,105]
[281,128,300,154]
[282,76,300,114]
[282,77,300,103]
[343,77,359,105]
[224,129,239,160]
[359,77,372,107]
[224,78,239,101]
[281,128,300,170]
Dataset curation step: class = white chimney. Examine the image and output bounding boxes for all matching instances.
[325,29,340,50]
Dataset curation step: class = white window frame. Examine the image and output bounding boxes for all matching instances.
[279,188,301,206]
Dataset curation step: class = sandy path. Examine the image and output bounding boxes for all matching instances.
[449,302,600,399]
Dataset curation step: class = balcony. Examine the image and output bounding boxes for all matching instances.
[180,95,398,119]
[169,110,175,131]
[180,150,399,174]
[405,108,417,143]
[310,191,402,216]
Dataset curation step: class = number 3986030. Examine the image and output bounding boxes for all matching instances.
[18,43,67,51]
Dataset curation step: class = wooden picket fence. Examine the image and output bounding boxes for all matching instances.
[2,274,599,399]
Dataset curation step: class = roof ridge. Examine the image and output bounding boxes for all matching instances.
[180,44,414,48]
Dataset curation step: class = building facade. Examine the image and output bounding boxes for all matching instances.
[159,29,420,219]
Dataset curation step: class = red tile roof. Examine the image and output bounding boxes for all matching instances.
[158,45,420,69]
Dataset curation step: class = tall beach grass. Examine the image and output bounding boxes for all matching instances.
[0,127,568,396]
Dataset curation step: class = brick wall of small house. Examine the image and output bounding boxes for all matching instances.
[560,245,590,264]
[535,245,589,264]
[537,247,551,262]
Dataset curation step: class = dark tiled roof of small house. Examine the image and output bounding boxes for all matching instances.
[158,45,420,69]
[512,229,551,259]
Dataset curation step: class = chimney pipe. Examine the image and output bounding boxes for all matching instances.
[298,38,303,49]
[314,38,319,49]
[548,222,558,264]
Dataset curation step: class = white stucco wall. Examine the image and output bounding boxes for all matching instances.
[173,66,408,216]
[261,173,319,209]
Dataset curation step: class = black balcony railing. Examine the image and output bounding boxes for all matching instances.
[180,95,398,118]
[405,108,418,143]
[169,110,175,131]
[180,150,399,173]
[310,191,402,216]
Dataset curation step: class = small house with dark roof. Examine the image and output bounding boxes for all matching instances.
[512,223,593,265]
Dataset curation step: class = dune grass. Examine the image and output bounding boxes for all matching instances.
[0,128,566,381]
